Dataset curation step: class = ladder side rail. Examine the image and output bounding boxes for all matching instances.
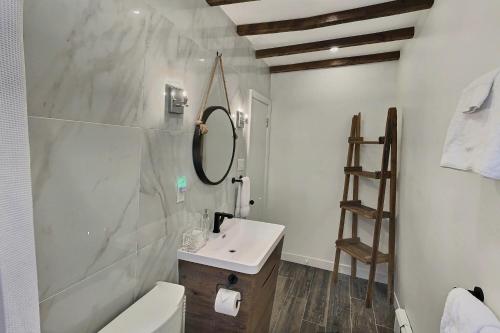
[365,109,395,307]
[388,108,398,304]
[332,115,357,284]
[351,113,361,280]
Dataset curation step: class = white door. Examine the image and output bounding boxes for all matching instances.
[247,90,271,221]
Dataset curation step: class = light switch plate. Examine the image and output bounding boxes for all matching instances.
[176,191,185,203]
[236,111,246,128]
[176,176,187,203]
[237,158,245,171]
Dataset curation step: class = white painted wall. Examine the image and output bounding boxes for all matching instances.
[397,0,500,330]
[268,62,398,281]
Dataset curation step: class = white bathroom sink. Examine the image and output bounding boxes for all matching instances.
[177,218,285,274]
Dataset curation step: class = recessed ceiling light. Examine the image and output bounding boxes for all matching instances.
[132,9,141,15]
[330,46,340,53]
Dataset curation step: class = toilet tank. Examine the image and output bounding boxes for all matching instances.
[99,282,185,333]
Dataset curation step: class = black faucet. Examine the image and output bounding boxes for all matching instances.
[213,212,233,233]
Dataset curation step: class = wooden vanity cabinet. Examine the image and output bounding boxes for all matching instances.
[179,238,284,333]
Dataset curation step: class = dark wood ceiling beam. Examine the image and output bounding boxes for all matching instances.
[206,0,259,6]
[256,27,414,59]
[269,51,401,74]
[237,0,433,36]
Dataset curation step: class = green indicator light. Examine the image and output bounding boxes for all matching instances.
[177,176,187,191]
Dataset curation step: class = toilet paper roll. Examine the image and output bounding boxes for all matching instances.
[214,288,241,317]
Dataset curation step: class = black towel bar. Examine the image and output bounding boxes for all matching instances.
[468,286,484,302]
[231,176,243,184]
[452,286,484,302]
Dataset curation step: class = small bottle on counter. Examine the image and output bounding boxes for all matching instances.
[201,209,210,241]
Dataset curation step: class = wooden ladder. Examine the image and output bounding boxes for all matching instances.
[332,108,397,308]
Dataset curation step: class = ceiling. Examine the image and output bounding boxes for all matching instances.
[217,0,432,71]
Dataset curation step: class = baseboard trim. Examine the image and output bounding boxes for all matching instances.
[281,251,388,283]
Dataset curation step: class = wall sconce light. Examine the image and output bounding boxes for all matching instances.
[165,84,188,114]
[236,111,247,128]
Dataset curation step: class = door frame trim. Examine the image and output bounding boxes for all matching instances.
[246,89,272,218]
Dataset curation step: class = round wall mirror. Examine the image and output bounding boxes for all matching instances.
[193,106,236,185]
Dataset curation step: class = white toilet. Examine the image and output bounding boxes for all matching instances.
[99,282,185,333]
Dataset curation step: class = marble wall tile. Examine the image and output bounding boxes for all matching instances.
[39,254,137,333]
[136,208,207,297]
[138,0,270,131]
[139,129,188,248]
[139,12,212,130]
[142,0,234,53]
[142,0,202,42]
[136,237,172,298]
[139,127,242,247]
[24,0,148,126]
[29,117,141,300]
[24,0,270,129]
[139,129,204,246]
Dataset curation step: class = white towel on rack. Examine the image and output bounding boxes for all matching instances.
[440,288,500,333]
[441,67,500,179]
[235,177,251,218]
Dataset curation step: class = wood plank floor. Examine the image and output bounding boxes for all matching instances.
[270,261,395,333]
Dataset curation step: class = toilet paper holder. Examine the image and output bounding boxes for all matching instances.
[215,274,243,306]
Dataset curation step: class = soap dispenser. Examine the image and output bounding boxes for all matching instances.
[201,209,210,240]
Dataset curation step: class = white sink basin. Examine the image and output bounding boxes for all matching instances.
[177,218,285,274]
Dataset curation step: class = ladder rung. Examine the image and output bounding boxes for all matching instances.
[340,200,390,219]
[336,238,389,264]
[348,136,385,144]
[344,166,391,179]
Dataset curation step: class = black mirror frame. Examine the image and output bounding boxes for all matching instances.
[193,106,237,185]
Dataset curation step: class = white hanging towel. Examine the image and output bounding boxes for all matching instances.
[440,288,500,333]
[235,177,251,218]
[460,69,500,114]
[441,67,500,179]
